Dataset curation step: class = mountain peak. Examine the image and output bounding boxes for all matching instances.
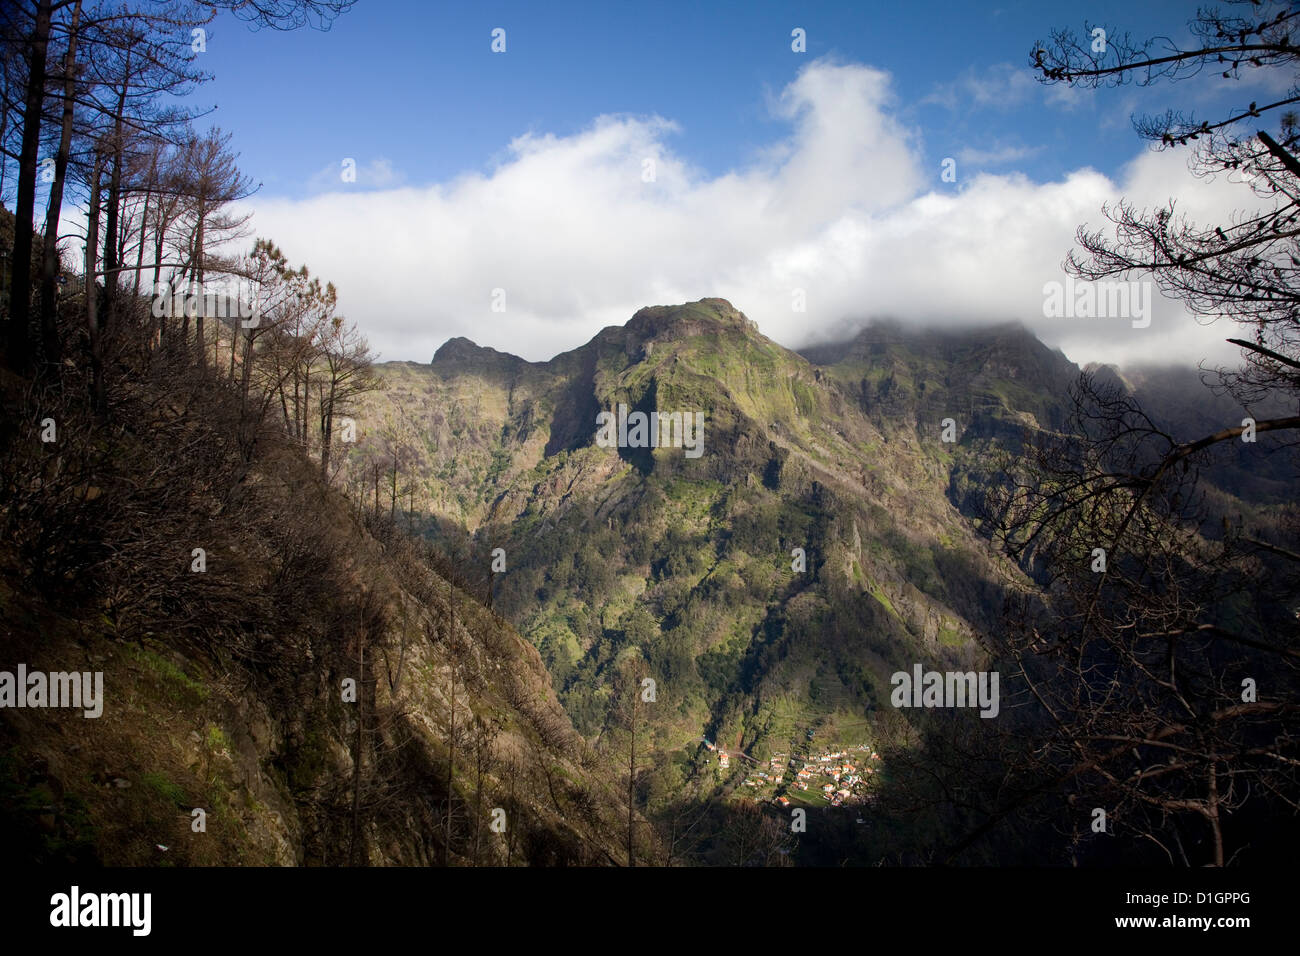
[431,336,523,366]
[625,298,757,341]
[1082,361,1133,393]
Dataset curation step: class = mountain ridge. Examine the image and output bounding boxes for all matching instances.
[339,300,1028,805]
[342,301,1286,772]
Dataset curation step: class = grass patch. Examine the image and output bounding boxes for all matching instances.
[141,770,187,807]
[938,627,964,647]
[130,645,207,704]
[205,724,230,753]
[865,577,899,619]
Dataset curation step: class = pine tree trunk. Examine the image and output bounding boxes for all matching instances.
[38,0,82,373]
[101,58,130,327]
[627,692,636,867]
[132,181,149,302]
[320,379,335,478]
[85,155,105,414]
[443,584,456,867]
[7,0,53,372]
[350,632,364,865]
[193,206,205,370]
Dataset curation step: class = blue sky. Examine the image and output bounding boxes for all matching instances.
[198,0,1210,196]
[173,1,1285,366]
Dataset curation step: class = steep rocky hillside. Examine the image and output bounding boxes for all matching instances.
[0,347,640,867]
[339,301,1037,813]
[340,299,1287,836]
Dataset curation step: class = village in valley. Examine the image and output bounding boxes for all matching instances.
[703,736,883,810]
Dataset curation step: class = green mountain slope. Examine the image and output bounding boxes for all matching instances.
[340,301,1043,817]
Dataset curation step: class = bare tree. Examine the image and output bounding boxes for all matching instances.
[3,0,58,372]
[1,0,351,373]
[982,372,1300,865]
[470,715,499,865]
[315,309,377,480]
[169,128,254,368]
[607,654,650,866]
[1031,2,1300,412]
[35,0,80,371]
[948,5,1300,864]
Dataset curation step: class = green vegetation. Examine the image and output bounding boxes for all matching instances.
[131,645,208,704]
[141,771,187,807]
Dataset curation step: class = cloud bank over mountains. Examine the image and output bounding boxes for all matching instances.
[247,59,1251,369]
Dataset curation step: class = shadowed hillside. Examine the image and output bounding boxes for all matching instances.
[0,298,643,866]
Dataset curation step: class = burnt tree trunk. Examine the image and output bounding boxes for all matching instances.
[7,0,53,371]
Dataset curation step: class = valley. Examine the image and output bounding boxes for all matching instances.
[331,297,1295,863]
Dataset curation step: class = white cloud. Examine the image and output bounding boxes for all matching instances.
[243,59,1260,371]
[924,62,1041,111]
[305,157,405,192]
[955,143,1043,166]
[1044,80,1091,111]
